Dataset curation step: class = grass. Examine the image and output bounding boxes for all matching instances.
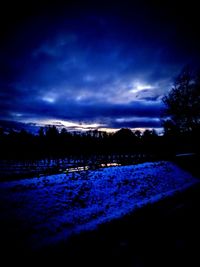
[1,181,200,266]
[1,156,200,266]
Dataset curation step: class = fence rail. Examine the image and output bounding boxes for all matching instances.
[0,153,158,181]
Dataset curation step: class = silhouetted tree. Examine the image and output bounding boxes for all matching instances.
[38,127,45,138]
[141,129,158,153]
[113,128,137,154]
[45,125,59,139]
[162,66,200,134]
[162,66,200,154]
[162,119,179,137]
[134,130,142,139]
[0,124,165,160]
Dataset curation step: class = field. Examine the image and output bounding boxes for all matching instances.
[0,160,199,265]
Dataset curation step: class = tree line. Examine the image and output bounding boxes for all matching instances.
[0,124,198,160]
[0,126,163,160]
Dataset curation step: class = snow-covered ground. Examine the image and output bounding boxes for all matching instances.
[0,161,199,250]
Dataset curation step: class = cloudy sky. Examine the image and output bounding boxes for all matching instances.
[0,0,200,133]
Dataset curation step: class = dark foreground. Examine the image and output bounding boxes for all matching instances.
[1,181,200,266]
[1,155,200,266]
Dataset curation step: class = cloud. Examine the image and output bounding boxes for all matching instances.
[1,92,164,130]
[110,119,161,129]
[0,1,200,132]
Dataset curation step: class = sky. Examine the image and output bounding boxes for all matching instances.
[0,0,200,133]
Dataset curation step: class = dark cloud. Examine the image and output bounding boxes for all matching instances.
[0,119,40,134]
[110,119,161,129]
[1,96,164,130]
[0,0,200,132]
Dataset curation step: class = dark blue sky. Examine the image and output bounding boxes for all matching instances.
[1,0,200,133]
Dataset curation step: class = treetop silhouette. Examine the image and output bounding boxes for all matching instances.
[162,66,200,134]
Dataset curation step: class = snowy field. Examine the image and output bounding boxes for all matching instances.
[0,161,199,250]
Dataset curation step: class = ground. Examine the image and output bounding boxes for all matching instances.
[33,183,200,266]
[0,158,200,266]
